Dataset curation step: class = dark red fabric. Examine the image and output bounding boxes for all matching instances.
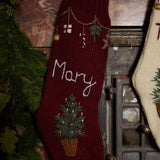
[36,0,110,159]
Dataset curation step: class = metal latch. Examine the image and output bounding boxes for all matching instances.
[105,86,116,100]
[140,124,151,134]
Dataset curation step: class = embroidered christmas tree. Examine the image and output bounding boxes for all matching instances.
[152,68,160,103]
[151,68,160,117]
[55,93,85,156]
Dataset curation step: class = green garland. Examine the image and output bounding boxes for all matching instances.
[0,2,47,160]
[1,0,22,6]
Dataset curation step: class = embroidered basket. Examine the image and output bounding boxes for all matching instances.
[155,3,160,10]
[60,138,78,157]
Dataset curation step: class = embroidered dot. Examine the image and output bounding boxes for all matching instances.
[68,29,72,33]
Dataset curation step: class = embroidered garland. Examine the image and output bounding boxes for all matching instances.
[59,7,110,30]
[54,7,110,49]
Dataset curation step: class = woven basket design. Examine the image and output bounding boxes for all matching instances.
[155,3,160,10]
[60,138,78,157]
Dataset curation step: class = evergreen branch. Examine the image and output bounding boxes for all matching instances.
[0,3,47,159]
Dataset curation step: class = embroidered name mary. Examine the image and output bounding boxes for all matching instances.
[52,59,97,97]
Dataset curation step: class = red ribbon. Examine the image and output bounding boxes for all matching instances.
[156,23,160,40]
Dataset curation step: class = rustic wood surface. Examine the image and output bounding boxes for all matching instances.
[16,0,62,48]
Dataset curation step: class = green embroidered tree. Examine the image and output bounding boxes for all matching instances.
[55,94,85,143]
[0,2,47,160]
[152,68,160,103]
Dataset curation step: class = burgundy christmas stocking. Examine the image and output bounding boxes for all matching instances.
[36,0,110,159]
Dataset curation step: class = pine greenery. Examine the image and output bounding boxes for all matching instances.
[55,94,85,143]
[0,2,47,160]
[152,68,160,103]
[1,0,22,6]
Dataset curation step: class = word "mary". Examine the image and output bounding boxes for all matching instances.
[52,59,97,97]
